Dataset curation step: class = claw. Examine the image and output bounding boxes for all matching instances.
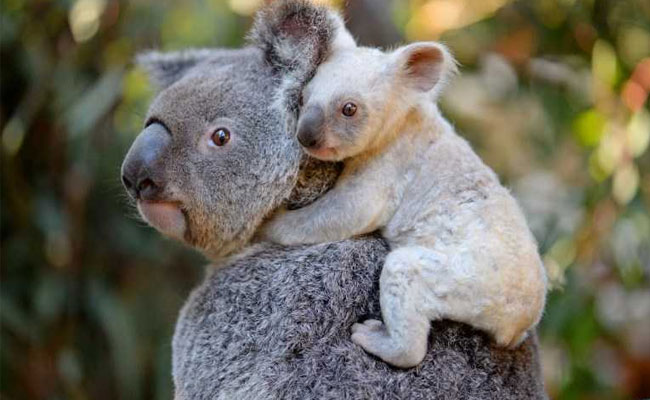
[351,318,425,368]
[362,319,384,330]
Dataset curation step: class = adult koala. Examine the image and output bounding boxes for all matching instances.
[121,1,546,399]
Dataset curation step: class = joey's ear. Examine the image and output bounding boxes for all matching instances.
[248,0,354,76]
[136,49,214,90]
[392,42,457,94]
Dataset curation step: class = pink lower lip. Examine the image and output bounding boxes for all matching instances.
[137,201,187,240]
[306,146,337,160]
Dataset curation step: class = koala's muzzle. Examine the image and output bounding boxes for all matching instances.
[121,123,187,241]
[121,123,170,202]
[297,105,325,149]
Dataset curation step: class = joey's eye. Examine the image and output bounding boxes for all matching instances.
[211,128,230,147]
[342,102,357,117]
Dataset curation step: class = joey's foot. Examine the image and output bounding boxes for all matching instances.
[351,319,425,368]
[351,319,391,360]
[351,319,384,334]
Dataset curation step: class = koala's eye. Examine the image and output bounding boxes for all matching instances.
[342,102,357,117]
[298,93,304,108]
[210,128,230,147]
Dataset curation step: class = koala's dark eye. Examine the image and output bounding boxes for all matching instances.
[298,93,304,108]
[342,102,357,117]
[211,128,230,147]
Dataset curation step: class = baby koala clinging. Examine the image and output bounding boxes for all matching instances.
[262,39,548,368]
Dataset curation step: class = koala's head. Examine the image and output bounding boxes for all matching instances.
[297,42,456,161]
[120,1,346,260]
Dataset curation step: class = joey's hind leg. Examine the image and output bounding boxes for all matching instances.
[351,247,435,368]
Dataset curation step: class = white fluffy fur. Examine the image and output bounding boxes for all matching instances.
[262,40,548,368]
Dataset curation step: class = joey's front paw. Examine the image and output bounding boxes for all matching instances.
[259,209,298,245]
[258,222,285,244]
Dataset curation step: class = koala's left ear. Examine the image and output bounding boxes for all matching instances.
[248,0,353,76]
[136,49,215,90]
[392,42,457,94]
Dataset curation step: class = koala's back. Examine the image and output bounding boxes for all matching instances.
[172,236,546,400]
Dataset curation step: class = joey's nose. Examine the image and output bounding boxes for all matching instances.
[297,105,325,149]
[298,131,319,148]
[121,123,171,201]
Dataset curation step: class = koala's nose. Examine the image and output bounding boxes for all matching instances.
[121,123,171,201]
[297,105,325,149]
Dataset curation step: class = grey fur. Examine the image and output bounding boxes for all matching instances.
[249,0,336,76]
[174,238,546,400]
[130,2,343,260]
[137,49,230,90]
[135,47,302,259]
[125,1,547,398]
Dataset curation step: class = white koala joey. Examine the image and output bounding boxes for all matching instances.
[262,39,548,368]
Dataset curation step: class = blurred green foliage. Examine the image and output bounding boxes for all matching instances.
[1,0,649,399]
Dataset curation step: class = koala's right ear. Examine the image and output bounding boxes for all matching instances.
[136,49,214,90]
[391,42,458,96]
[248,0,354,77]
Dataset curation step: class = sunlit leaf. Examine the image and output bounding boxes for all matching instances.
[612,163,639,205]
[572,109,606,147]
[65,69,124,138]
[627,109,650,157]
[592,40,618,88]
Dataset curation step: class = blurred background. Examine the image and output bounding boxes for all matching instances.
[1,0,649,398]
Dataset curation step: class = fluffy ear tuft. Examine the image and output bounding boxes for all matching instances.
[248,1,355,136]
[136,49,214,90]
[393,42,457,94]
[248,0,351,76]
